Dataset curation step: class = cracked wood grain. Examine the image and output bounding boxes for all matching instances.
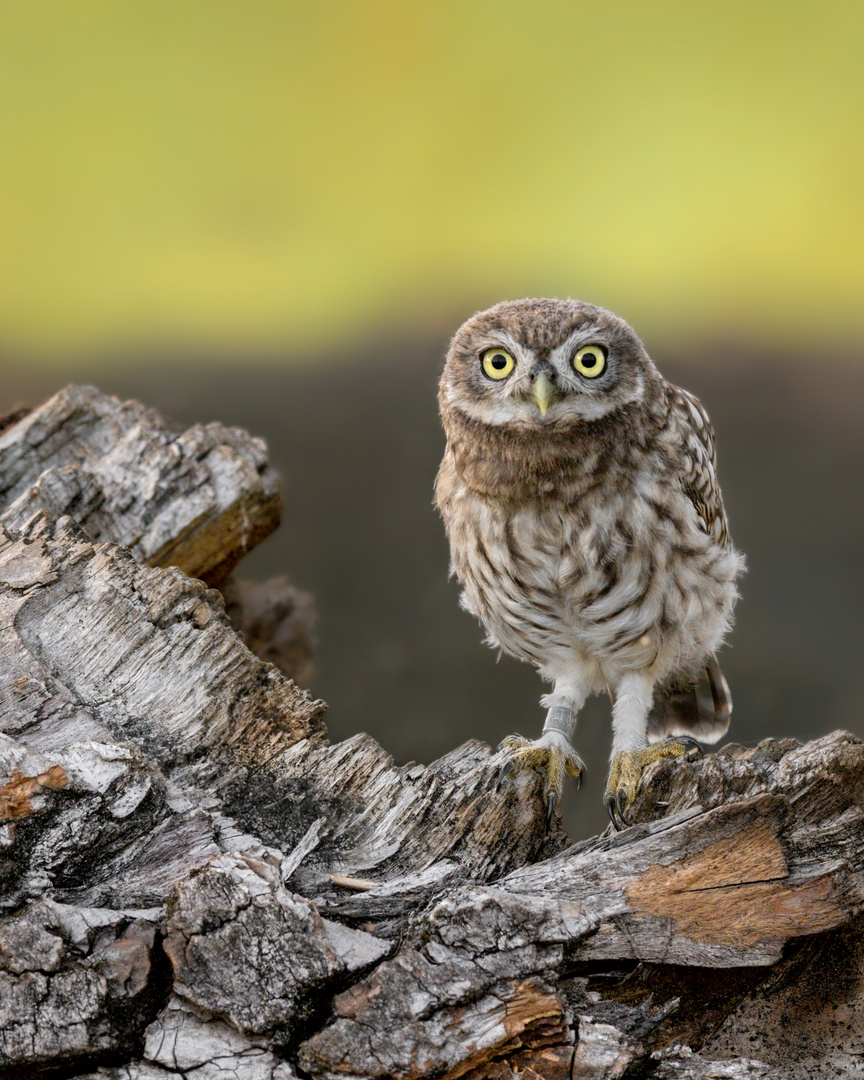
[0,384,281,585]
[298,734,864,1079]
[0,516,325,788]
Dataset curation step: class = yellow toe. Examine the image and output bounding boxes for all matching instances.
[605,738,701,830]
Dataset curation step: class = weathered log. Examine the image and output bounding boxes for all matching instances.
[298,731,864,1077]
[0,384,281,586]
[0,409,30,439]
[0,514,324,793]
[0,386,863,1080]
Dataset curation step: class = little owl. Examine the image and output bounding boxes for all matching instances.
[435,298,744,828]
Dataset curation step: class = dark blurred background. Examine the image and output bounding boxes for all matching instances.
[1,3,862,838]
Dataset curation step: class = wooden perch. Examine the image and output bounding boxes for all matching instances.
[0,384,281,585]
[0,387,862,1080]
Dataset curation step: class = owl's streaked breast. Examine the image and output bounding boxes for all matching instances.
[437,447,740,683]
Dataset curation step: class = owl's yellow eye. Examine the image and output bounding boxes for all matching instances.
[572,345,607,378]
[481,348,516,380]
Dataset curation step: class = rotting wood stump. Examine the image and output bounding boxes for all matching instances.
[0,386,862,1080]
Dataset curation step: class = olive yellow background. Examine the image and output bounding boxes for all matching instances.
[1,3,862,838]
[1,0,862,357]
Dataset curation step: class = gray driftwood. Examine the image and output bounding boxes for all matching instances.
[0,384,281,585]
[0,387,862,1080]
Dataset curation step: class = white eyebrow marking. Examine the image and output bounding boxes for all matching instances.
[479,330,535,368]
[549,326,603,367]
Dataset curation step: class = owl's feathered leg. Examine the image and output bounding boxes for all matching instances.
[605,671,702,829]
[498,718,585,826]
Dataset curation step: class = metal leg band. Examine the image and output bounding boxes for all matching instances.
[542,705,575,740]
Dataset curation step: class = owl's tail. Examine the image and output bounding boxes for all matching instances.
[646,653,732,745]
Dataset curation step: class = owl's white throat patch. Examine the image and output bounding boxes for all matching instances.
[447,380,624,427]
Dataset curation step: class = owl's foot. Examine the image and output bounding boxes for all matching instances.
[605,737,702,831]
[497,731,585,826]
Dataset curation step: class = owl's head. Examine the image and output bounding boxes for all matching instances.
[440,298,659,429]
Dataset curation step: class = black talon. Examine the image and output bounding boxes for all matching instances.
[546,790,557,828]
[606,796,621,831]
[676,735,703,758]
[496,759,515,791]
[615,790,630,828]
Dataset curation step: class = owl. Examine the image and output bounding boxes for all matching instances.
[435,299,744,828]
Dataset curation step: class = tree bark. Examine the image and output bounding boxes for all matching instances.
[0,384,281,586]
[0,386,862,1080]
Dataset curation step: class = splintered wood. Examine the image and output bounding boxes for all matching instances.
[0,388,862,1080]
[0,384,281,584]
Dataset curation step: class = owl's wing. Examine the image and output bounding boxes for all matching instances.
[666,384,730,546]
[647,653,732,745]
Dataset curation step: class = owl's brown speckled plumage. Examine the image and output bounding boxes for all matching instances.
[435,298,744,827]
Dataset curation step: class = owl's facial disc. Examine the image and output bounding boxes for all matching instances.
[441,299,657,430]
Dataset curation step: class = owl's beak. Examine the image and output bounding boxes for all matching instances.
[531,372,556,416]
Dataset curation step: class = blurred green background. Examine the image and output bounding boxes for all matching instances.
[1,1,862,837]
